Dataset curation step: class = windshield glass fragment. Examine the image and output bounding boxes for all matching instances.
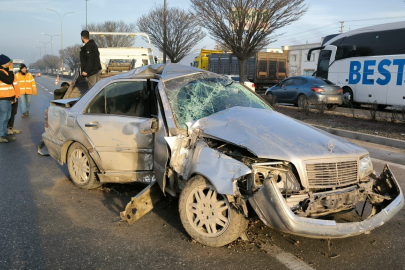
[164,73,272,129]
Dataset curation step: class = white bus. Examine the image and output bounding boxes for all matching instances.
[308,21,405,108]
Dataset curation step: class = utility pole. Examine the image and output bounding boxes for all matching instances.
[33,45,44,59]
[85,0,89,29]
[42,33,59,55]
[47,9,74,72]
[38,41,51,55]
[339,21,344,33]
[163,0,167,64]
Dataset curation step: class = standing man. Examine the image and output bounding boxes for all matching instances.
[0,54,17,143]
[8,62,21,134]
[80,30,102,89]
[16,64,36,117]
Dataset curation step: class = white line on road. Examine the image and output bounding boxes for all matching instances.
[45,88,48,90]
[372,158,405,170]
[49,92,53,95]
[261,243,315,270]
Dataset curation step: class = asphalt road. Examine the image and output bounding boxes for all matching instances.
[1,75,405,270]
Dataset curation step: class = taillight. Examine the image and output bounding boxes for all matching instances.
[338,88,343,94]
[311,87,325,93]
[252,83,255,88]
[45,108,49,128]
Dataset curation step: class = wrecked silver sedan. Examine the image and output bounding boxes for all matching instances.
[42,64,403,247]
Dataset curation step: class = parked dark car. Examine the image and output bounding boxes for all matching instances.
[265,76,343,110]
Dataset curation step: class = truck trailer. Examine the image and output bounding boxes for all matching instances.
[208,51,288,92]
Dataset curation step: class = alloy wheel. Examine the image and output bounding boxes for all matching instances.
[186,185,230,237]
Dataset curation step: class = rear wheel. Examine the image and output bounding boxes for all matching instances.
[179,176,248,247]
[67,142,101,189]
[342,87,354,107]
[326,104,338,110]
[297,94,307,108]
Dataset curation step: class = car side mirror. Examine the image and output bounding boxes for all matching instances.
[139,118,158,134]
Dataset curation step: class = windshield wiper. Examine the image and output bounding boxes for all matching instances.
[225,81,233,87]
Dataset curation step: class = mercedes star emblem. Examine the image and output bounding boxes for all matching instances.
[328,140,336,153]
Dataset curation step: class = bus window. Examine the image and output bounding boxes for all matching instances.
[316,50,332,79]
[374,29,405,55]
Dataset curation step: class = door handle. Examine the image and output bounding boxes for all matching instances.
[85,122,102,128]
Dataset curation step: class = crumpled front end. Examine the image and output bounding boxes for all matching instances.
[249,165,404,238]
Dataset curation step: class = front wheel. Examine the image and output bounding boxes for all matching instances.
[179,176,248,247]
[67,142,101,189]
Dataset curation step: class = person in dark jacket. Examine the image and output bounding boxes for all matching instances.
[53,82,70,100]
[80,30,102,89]
[0,54,17,143]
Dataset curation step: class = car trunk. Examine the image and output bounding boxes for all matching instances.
[313,84,341,95]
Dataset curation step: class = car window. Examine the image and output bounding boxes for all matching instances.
[292,79,305,86]
[281,79,293,86]
[86,81,150,117]
[86,87,106,114]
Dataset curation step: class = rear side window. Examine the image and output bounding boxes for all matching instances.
[86,81,150,118]
[292,79,306,86]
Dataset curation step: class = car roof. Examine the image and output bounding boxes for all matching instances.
[97,63,208,84]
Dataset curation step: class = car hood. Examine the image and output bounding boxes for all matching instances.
[188,106,368,161]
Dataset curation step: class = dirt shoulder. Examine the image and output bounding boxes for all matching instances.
[275,105,405,141]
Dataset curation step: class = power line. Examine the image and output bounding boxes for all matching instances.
[275,15,405,40]
[276,22,339,39]
[345,15,405,22]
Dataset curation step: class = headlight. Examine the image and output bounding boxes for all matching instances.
[359,155,373,179]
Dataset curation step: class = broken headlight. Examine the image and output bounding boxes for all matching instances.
[359,155,373,180]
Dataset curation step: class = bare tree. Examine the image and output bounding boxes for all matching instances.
[85,21,137,48]
[137,4,206,63]
[31,59,46,71]
[191,0,307,83]
[42,55,61,70]
[60,44,81,72]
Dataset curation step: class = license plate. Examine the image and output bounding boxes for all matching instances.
[329,97,338,101]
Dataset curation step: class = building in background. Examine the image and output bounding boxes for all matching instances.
[282,42,321,77]
[266,48,284,54]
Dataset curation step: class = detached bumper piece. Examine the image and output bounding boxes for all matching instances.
[120,181,163,225]
[249,165,404,238]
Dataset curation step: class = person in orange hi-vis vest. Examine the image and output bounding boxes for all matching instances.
[0,54,18,143]
[15,63,36,118]
[7,62,21,135]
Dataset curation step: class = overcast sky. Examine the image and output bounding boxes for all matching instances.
[1,0,404,66]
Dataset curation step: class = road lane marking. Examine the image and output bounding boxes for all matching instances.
[261,243,315,270]
[372,158,405,170]
[45,88,48,90]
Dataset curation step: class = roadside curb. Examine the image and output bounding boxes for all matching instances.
[313,125,405,149]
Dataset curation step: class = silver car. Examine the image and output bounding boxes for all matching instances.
[42,64,403,247]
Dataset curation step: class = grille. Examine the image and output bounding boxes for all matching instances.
[306,160,358,188]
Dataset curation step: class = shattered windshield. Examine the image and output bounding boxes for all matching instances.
[164,72,272,129]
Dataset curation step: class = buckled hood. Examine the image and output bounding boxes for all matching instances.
[189,106,368,161]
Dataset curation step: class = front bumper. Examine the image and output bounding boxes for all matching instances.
[249,165,404,238]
